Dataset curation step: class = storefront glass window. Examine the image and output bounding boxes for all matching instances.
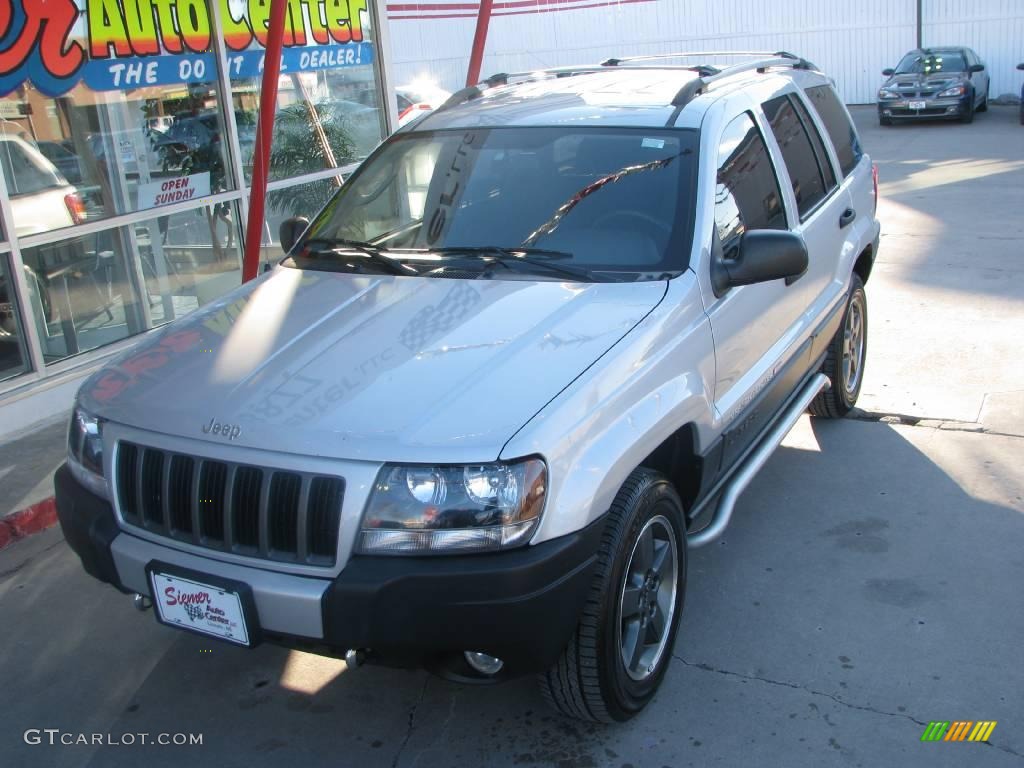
[226,0,386,189]
[0,1,233,235]
[20,204,242,365]
[0,0,389,379]
[0,255,29,382]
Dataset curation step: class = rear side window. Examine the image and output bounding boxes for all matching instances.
[714,112,787,257]
[762,94,832,218]
[805,84,863,176]
[790,95,836,190]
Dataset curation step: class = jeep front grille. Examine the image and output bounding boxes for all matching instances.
[115,441,344,566]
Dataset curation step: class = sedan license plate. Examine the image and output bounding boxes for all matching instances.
[908,100,926,110]
[149,566,254,646]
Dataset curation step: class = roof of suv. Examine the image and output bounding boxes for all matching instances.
[413,55,831,131]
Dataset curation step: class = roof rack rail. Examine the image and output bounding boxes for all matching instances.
[435,51,817,117]
[435,66,607,112]
[603,50,816,71]
[662,53,817,124]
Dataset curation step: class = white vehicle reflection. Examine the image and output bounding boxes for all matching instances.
[396,83,452,126]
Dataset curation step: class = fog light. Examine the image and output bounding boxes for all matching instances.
[464,651,504,675]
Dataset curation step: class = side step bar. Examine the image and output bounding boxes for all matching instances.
[688,373,830,548]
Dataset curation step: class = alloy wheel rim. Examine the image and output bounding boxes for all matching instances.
[842,296,865,396]
[618,515,678,682]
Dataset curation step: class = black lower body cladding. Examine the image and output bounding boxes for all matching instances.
[320,519,604,673]
[54,464,127,590]
[54,463,604,674]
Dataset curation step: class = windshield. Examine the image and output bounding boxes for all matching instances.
[895,51,966,75]
[297,127,698,281]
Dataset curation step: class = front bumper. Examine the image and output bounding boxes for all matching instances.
[55,464,601,673]
[878,96,970,120]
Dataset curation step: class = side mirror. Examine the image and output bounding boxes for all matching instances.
[712,230,809,296]
[968,63,985,73]
[1017,63,1024,71]
[882,68,895,77]
[279,216,310,254]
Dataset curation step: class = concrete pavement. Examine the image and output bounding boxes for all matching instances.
[1,105,1022,767]
[858,103,1024,427]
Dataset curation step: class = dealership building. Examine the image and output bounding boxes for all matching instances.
[0,0,398,437]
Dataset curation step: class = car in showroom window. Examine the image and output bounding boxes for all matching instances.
[293,127,698,282]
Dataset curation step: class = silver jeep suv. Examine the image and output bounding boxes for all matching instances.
[56,52,880,722]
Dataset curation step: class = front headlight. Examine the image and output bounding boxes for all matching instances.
[68,406,107,498]
[937,84,966,98]
[357,458,547,554]
[878,89,899,100]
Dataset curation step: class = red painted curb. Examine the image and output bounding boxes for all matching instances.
[0,497,58,551]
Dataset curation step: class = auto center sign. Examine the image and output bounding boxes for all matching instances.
[0,0,374,97]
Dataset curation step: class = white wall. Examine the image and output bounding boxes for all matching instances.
[923,0,1024,99]
[387,0,1024,104]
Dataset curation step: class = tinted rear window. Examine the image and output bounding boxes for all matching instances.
[762,95,829,218]
[805,85,863,177]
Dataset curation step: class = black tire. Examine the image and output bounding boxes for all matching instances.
[977,91,988,112]
[538,468,687,723]
[809,273,868,418]
[960,97,975,123]
[1019,105,1023,126]
[879,114,892,126]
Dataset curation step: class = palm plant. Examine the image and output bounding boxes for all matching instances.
[266,102,356,217]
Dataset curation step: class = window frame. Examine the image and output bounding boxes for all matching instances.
[712,109,790,257]
[760,91,840,224]
[788,93,838,193]
[803,84,863,178]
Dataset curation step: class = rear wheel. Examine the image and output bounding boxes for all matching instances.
[539,468,686,722]
[809,273,867,418]
[878,114,892,126]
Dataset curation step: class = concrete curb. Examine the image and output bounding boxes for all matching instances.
[0,497,58,551]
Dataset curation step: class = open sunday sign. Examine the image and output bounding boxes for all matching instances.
[0,0,374,97]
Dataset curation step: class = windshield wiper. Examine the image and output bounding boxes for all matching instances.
[427,246,574,260]
[522,150,687,247]
[301,237,412,276]
[425,246,595,281]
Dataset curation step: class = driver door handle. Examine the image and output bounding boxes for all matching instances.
[839,208,857,228]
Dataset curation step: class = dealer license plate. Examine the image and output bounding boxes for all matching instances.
[150,569,252,646]
[908,100,926,110]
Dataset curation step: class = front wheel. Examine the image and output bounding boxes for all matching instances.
[960,98,975,123]
[539,468,686,722]
[810,273,868,418]
[977,89,989,112]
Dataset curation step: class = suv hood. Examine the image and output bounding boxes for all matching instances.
[79,268,666,463]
